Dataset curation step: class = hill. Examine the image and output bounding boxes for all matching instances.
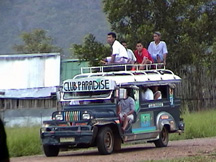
[0,0,110,58]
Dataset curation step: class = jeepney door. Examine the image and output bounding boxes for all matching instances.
[131,88,156,134]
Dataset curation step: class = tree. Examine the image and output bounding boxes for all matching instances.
[13,29,62,54]
[102,0,216,110]
[103,0,216,71]
[71,34,110,66]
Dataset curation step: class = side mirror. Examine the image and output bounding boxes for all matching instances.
[56,91,61,101]
[56,86,62,101]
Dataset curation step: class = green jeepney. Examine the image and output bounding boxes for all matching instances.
[40,64,184,156]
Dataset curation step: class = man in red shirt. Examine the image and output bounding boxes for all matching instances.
[134,41,153,70]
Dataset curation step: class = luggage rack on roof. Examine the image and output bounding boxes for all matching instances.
[81,63,165,74]
[73,63,180,84]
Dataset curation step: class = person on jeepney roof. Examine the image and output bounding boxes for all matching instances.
[134,41,153,70]
[121,40,137,64]
[101,32,128,64]
[148,31,168,66]
[117,89,135,131]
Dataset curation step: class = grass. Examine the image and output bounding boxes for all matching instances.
[170,109,216,141]
[5,109,216,157]
[6,126,42,157]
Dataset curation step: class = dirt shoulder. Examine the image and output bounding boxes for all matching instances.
[11,137,216,162]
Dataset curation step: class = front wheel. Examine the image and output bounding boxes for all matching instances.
[97,127,114,155]
[43,145,59,157]
[154,126,169,147]
[113,135,121,152]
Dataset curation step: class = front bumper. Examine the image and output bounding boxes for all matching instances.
[40,125,95,147]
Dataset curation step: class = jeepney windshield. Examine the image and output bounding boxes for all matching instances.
[63,90,112,100]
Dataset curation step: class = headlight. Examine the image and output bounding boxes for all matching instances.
[56,114,63,120]
[52,111,63,120]
[42,123,50,128]
[82,113,90,120]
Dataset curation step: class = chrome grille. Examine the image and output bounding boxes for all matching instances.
[64,111,81,121]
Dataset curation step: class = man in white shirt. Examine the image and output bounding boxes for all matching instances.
[141,87,154,100]
[148,31,168,65]
[104,32,128,64]
[121,41,137,64]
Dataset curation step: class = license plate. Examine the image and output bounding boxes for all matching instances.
[60,137,75,143]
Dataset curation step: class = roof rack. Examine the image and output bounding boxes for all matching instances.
[81,63,165,74]
[71,63,181,86]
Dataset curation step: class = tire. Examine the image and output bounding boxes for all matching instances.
[43,145,59,157]
[113,135,121,152]
[97,127,114,155]
[154,126,169,147]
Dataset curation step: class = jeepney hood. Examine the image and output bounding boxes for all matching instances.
[51,104,117,123]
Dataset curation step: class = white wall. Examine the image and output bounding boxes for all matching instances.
[0,53,60,89]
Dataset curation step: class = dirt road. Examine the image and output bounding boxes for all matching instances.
[11,137,216,162]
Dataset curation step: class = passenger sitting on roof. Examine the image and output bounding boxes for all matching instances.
[117,89,135,131]
[101,32,128,65]
[121,41,136,64]
[134,41,153,70]
[148,31,168,66]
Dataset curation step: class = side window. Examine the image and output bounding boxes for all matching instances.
[152,86,168,100]
[152,86,162,100]
[139,86,154,101]
[169,87,174,105]
[139,86,169,102]
[161,86,168,99]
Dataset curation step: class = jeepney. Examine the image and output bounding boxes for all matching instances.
[40,64,184,156]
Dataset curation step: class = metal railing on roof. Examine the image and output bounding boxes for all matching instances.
[73,63,181,85]
[81,63,165,74]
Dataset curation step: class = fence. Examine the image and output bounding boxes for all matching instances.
[176,65,216,111]
[0,98,57,110]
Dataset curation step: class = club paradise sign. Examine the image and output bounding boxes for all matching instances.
[63,78,116,92]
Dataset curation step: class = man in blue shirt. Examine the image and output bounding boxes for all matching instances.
[117,89,135,131]
[148,32,168,66]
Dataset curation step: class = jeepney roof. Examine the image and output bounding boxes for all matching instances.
[69,64,181,87]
